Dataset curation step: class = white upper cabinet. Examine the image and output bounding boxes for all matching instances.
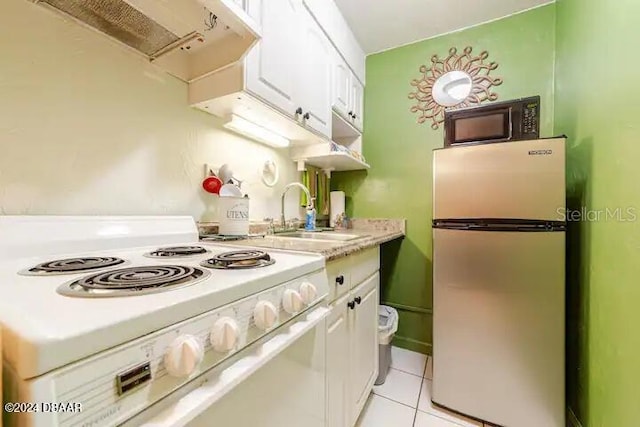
[189,0,364,146]
[350,77,364,132]
[243,0,331,138]
[245,0,301,117]
[332,49,364,133]
[302,0,366,84]
[298,7,333,138]
[332,51,351,120]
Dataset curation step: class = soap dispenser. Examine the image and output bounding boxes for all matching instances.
[305,198,317,231]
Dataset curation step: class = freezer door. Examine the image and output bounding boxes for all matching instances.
[433,138,565,221]
[432,228,565,427]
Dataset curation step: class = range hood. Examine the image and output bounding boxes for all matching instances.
[34,0,261,82]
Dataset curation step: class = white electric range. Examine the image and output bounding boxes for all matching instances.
[0,216,329,427]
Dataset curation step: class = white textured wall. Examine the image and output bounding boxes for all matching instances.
[0,0,302,221]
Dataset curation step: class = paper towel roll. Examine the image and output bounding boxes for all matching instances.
[330,191,345,227]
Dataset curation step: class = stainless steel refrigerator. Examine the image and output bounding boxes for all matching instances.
[432,137,566,427]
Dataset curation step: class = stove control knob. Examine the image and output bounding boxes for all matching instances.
[282,289,304,314]
[210,317,240,353]
[299,282,318,305]
[164,335,204,377]
[253,301,278,330]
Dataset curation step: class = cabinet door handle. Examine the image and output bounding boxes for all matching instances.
[295,107,303,115]
[353,114,357,119]
[336,275,344,285]
[303,112,310,120]
[354,296,362,305]
[348,111,353,118]
[347,300,356,310]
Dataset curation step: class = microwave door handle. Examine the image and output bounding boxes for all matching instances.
[508,109,513,138]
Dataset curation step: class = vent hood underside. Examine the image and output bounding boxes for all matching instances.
[36,0,260,82]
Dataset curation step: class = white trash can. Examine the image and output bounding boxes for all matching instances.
[375,305,399,385]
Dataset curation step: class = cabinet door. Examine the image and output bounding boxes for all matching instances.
[326,295,350,427]
[349,76,364,131]
[245,0,301,117]
[331,50,351,120]
[349,272,379,424]
[298,5,332,138]
[231,0,246,9]
[327,256,351,302]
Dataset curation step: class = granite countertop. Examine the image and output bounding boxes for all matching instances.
[200,219,405,262]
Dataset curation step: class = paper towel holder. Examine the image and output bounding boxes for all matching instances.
[330,190,346,228]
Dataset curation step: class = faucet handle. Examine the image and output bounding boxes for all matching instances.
[264,217,275,235]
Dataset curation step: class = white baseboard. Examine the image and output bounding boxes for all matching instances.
[567,407,583,427]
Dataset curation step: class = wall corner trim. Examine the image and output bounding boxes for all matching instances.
[567,407,583,427]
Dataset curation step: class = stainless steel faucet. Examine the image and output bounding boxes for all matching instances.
[280,182,312,228]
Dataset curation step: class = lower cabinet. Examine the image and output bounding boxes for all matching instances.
[326,248,380,427]
[349,273,379,425]
[326,294,350,427]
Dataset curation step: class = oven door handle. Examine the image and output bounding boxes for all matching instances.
[135,305,330,427]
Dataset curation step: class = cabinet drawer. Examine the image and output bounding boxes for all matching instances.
[327,256,351,301]
[350,246,380,288]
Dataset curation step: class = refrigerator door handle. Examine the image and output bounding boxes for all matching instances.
[432,219,566,232]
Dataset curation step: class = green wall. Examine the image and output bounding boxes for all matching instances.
[332,4,557,354]
[555,0,640,425]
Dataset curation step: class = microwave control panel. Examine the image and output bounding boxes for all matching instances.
[522,99,540,137]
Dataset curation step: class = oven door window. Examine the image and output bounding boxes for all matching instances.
[452,110,511,144]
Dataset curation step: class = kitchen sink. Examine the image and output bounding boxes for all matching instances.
[275,231,365,241]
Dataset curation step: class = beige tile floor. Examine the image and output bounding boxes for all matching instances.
[356,346,495,427]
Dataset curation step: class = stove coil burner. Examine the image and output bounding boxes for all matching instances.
[57,265,210,297]
[201,250,275,270]
[21,257,126,276]
[145,246,210,258]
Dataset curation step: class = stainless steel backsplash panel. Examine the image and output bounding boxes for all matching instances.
[41,0,179,55]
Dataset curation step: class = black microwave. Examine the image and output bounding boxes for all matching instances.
[443,96,540,147]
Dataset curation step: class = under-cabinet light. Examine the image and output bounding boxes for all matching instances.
[223,114,290,148]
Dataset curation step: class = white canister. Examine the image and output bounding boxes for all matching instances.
[218,196,250,236]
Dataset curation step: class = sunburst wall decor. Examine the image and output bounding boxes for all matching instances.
[408,46,503,129]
